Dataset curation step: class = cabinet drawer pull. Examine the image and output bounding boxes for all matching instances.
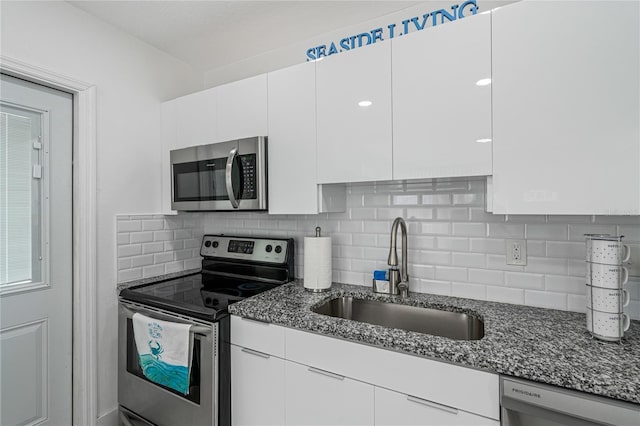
[307,366,345,381]
[241,348,270,359]
[241,317,269,324]
[406,395,458,415]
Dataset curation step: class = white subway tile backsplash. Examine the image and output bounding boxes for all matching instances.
[545,275,584,295]
[118,244,141,258]
[117,220,141,232]
[524,290,567,310]
[452,252,486,268]
[130,232,154,244]
[435,237,469,252]
[568,224,616,241]
[452,282,486,300]
[435,266,467,282]
[469,238,505,255]
[546,241,584,259]
[131,255,154,268]
[142,220,164,231]
[526,224,568,240]
[116,179,639,319]
[421,222,451,235]
[505,272,545,290]
[468,268,504,285]
[422,194,451,205]
[486,286,524,305]
[143,264,165,278]
[452,222,486,237]
[487,223,525,239]
[525,257,567,275]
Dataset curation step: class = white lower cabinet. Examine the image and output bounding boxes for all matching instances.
[375,387,498,426]
[285,361,374,425]
[230,316,499,426]
[230,345,285,426]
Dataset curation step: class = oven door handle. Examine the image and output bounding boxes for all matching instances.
[120,304,212,335]
[225,147,240,209]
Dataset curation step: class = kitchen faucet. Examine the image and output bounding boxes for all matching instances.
[387,217,409,298]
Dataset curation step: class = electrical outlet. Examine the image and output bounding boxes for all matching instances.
[506,239,527,266]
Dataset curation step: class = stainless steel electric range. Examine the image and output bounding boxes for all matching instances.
[118,234,294,426]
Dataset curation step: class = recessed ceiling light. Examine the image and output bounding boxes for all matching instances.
[476,138,492,143]
[358,100,373,107]
[476,78,491,86]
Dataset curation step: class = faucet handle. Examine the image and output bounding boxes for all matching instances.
[397,281,409,298]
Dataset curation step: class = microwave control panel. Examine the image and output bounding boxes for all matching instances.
[240,154,257,200]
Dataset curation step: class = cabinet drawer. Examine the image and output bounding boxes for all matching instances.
[285,327,499,420]
[230,315,285,357]
[375,386,499,426]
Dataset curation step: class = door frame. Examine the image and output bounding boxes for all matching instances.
[1,55,98,425]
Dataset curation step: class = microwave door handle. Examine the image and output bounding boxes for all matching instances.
[225,148,240,209]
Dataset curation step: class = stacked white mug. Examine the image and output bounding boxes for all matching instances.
[585,234,632,341]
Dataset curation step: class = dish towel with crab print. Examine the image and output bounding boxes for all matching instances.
[132,313,193,395]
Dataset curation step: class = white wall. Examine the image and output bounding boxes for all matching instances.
[203,0,516,87]
[0,1,201,422]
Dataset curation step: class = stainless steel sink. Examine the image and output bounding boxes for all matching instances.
[312,296,484,340]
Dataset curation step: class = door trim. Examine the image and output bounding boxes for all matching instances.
[1,55,98,426]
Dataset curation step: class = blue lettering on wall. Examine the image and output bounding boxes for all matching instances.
[305,0,478,61]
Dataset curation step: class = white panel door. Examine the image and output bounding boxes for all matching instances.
[316,42,393,183]
[375,387,498,426]
[491,1,640,214]
[0,74,73,425]
[285,360,374,425]
[231,344,285,426]
[392,12,492,180]
[216,74,268,142]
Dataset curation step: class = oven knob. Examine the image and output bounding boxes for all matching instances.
[204,240,212,247]
[212,241,219,248]
[275,245,282,254]
[265,245,273,252]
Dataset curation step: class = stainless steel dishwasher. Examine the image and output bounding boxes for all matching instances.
[500,376,639,426]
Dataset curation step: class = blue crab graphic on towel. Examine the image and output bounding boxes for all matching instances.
[132,313,193,395]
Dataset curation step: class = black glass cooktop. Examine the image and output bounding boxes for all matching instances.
[119,272,280,322]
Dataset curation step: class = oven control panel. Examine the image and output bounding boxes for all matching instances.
[200,235,289,264]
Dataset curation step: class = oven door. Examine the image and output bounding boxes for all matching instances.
[170,137,267,211]
[118,301,218,426]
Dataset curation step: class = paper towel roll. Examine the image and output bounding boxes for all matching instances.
[304,236,332,292]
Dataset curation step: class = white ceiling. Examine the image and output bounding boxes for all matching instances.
[67,1,424,72]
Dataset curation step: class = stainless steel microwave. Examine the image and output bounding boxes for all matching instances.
[170,136,267,211]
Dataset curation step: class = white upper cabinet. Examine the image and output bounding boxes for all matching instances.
[175,87,218,148]
[267,62,346,214]
[491,1,640,214]
[216,74,268,142]
[392,12,492,180]
[316,42,393,183]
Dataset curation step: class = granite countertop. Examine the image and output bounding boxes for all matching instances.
[229,281,640,405]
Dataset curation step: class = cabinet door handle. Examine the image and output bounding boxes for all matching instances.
[241,348,270,359]
[406,395,459,415]
[307,366,345,381]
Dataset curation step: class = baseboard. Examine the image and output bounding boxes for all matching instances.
[97,407,119,426]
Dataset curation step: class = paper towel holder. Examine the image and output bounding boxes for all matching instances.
[303,226,332,293]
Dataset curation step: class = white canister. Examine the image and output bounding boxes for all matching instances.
[585,285,630,313]
[586,262,629,288]
[303,227,332,292]
[586,308,630,341]
[585,235,631,265]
